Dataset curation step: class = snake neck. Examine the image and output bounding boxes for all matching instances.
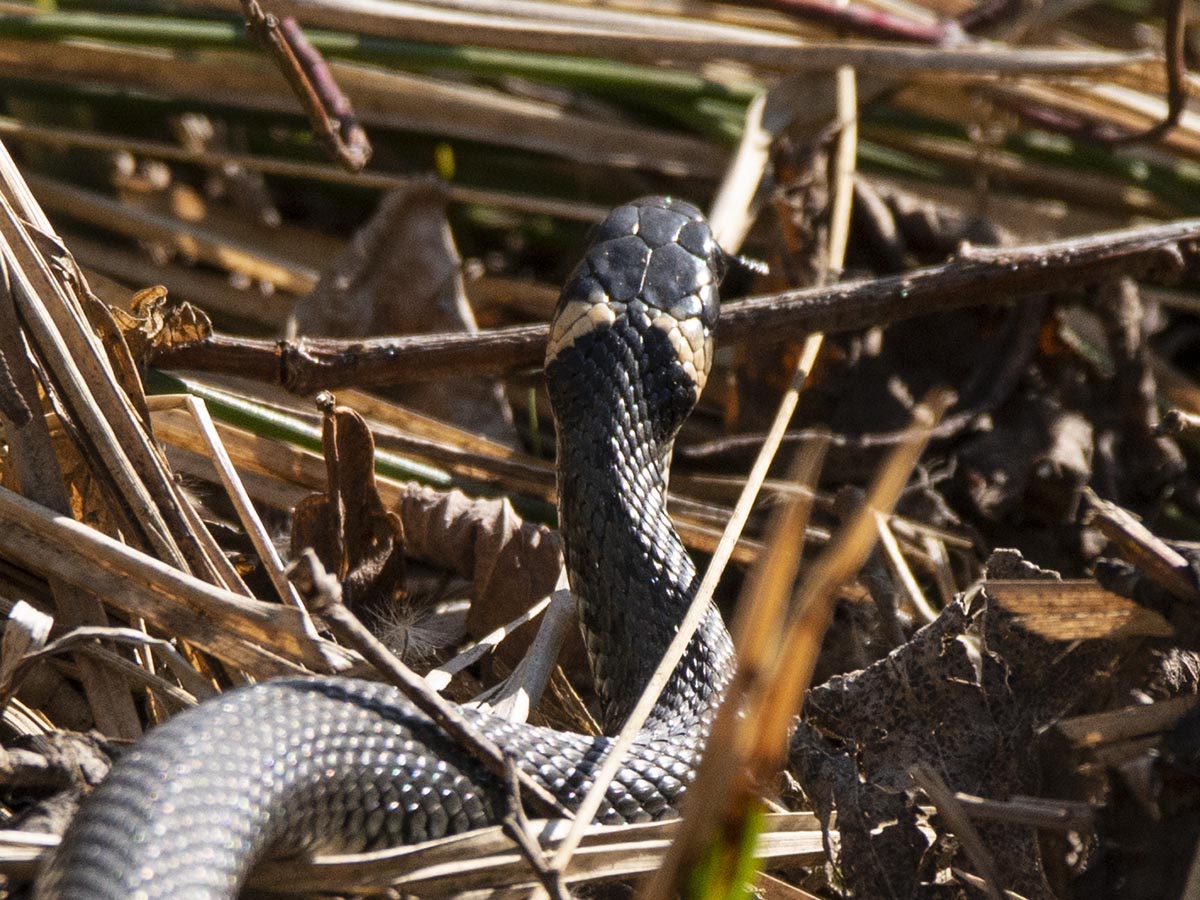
[548,320,734,735]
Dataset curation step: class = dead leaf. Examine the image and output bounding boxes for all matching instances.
[291,397,408,631]
[289,178,515,442]
[394,482,569,676]
[110,285,212,361]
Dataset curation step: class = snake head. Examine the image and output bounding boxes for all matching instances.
[546,197,727,413]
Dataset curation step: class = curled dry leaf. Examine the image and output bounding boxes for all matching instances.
[33,227,154,431]
[291,399,408,631]
[109,285,213,362]
[51,428,126,541]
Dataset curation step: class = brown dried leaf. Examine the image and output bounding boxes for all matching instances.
[52,429,124,539]
[791,550,1121,900]
[25,225,152,431]
[110,286,212,361]
[290,178,515,442]
[291,401,407,628]
[395,483,567,674]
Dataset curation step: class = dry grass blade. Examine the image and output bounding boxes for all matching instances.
[146,394,314,624]
[4,622,213,706]
[28,173,320,293]
[635,433,828,900]
[644,389,952,900]
[1054,695,1197,749]
[0,193,185,566]
[988,579,1175,640]
[950,793,1094,832]
[874,511,939,624]
[910,762,1005,900]
[250,812,825,896]
[0,117,610,223]
[771,388,954,709]
[468,572,572,721]
[173,0,1153,74]
[0,485,353,676]
[425,591,555,693]
[0,831,57,883]
[0,42,722,178]
[1084,489,1200,604]
[0,813,823,895]
[0,257,141,738]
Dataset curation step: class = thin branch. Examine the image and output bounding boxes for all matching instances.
[500,759,571,900]
[1103,0,1187,146]
[151,217,1200,390]
[239,0,371,170]
[1084,488,1200,605]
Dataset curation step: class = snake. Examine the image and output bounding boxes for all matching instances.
[35,196,737,900]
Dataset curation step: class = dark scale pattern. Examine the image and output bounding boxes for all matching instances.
[36,197,734,900]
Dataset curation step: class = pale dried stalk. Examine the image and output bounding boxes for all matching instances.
[27,174,319,293]
[874,511,939,624]
[0,243,142,739]
[0,812,824,896]
[173,0,1154,75]
[0,41,721,179]
[150,388,755,563]
[0,142,235,594]
[425,594,555,692]
[0,203,184,567]
[467,572,573,721]
[0,117,611,223]
[0,485,354,677]
[144,395,316,630]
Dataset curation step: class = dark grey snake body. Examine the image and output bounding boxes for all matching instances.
[36,197,735,900]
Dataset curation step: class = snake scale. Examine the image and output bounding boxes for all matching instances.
[35,197,737,900]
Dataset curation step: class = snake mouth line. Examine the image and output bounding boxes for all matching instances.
[545,297,714,397]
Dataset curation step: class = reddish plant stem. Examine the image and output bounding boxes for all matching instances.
[240,0,372,171]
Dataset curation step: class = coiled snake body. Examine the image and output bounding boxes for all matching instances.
[36,197,735,900]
